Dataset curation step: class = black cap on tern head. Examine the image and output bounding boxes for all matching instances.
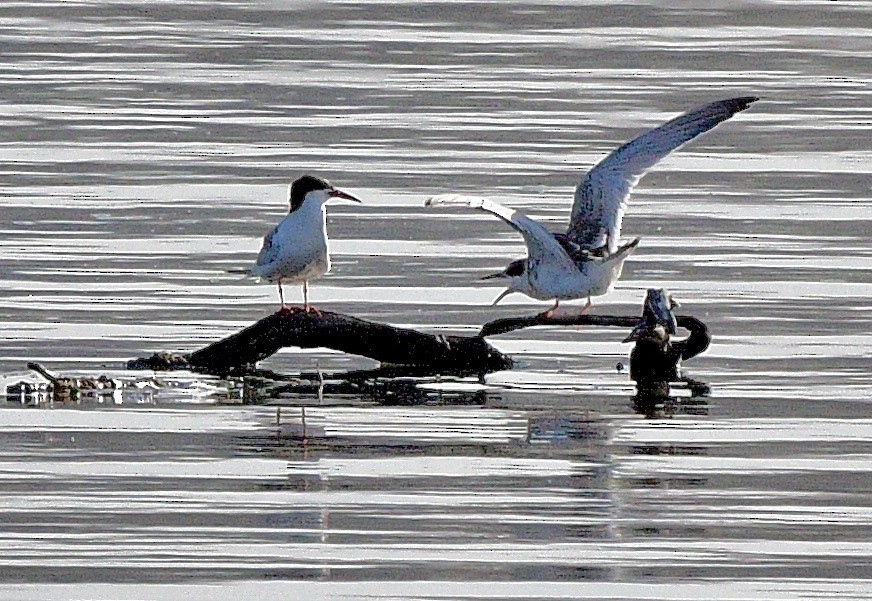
[481,258,525,280]
[287,175,362,212]
[288,175,333,212]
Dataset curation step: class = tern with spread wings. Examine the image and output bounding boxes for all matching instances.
[426,96,758,316]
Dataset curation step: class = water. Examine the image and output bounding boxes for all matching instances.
[1,1,870,599]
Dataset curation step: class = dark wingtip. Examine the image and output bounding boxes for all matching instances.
[621,237,641,252]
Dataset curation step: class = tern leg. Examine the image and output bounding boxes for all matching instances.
[537,299,560,319]
[277,278,286,309]
[579,297,592,314]
[302,280,321,316]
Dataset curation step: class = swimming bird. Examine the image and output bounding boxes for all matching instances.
[248,175,362,312]
[426,96,758,316]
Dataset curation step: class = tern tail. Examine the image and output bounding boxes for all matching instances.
[607,237,641,262]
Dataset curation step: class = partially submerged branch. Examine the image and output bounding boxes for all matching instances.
[129,309,513,375]
[126,290,710,385]
[479,289,711,391]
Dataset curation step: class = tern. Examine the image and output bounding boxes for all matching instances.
[247,175,362,312]
[426,96,758,316]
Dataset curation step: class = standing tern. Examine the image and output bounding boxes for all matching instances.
[247,175,362,312]
[426,96,758,316]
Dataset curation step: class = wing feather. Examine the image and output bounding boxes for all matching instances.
[254,229,277,267]
[568,96,758,252]
[426,194,578,274]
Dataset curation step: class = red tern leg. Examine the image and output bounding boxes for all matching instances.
[537,299,560,319]
[303,280,321,316]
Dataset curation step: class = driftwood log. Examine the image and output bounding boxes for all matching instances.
[127,289,710,383]
[128,309,513,375]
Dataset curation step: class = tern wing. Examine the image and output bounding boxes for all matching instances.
[568,96,758,253]
[255,230,275,264]
[426,194,578,274]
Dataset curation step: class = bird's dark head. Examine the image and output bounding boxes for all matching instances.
[288,175,362,212]
[482,259,530,306]
[481,259,525,281]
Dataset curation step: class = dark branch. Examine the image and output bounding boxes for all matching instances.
[129,309,512,375]
[479,314,641,337]
[126,290,710,384]
[674,316,711,361]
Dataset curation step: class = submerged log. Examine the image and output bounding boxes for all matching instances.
[129,309,512,375]
[127,290,710,383]
[628,316,710,384]
[479,288,711,388]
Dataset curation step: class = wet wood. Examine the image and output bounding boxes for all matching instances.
[479,288,711,389]
[24,362,119,403]
[127,290,709,382]
[479,313,709,361]
[628,316,711,385]
[129,309,513,375]
[479,314,641,338]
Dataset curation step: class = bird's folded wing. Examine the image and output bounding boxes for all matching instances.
[426,194,577,273]
[568,96,758,252]
[254,229,278,267]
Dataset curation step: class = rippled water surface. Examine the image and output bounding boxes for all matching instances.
[1,1,870,599]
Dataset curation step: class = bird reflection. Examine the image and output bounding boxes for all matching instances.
[631,378,710,419]
[237,365,490,407]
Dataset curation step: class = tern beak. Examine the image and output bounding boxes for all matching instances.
[491,289,515,306]
[329,188,362,203]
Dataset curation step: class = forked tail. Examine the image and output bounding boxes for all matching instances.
[608,237,641,263]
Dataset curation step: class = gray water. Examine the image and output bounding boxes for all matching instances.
[1,1,870,599]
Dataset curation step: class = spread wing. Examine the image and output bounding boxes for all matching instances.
[567,96,759,253]
[425,194,578,274]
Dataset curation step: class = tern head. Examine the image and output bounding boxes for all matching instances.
[288,175,362,213]
[482,259,529,305]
